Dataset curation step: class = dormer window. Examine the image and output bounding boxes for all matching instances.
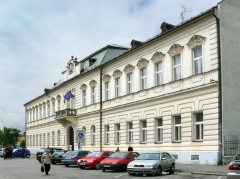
[89,58,97,66]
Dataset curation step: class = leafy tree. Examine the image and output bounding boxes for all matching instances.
[0,127,21,147]
[20,139,26,148]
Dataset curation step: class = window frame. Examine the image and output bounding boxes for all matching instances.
[91,126,96,145]
[173,116,182,142]
[82,90,86,107]
[173,54,181,81]
[105,81,110,100]
[127,122,133,144]
[193,46,203,75]
[156,62,163,86]
[115,78,120,97]
[193,112,204,141]
[105,125,110,145]
[140,120,147,143]
[127,72,133,94]
[155,118,163,143]
[140,68,147,90]
[91,86,96,104]
[115,123,120,144]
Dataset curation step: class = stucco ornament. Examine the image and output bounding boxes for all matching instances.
[187,35,206,48]
[123,64,135,74]
[112,69,122,78]
[66,56,77,74]
[167,44,184,56]
[102,74,111,82]
[151,52,165,63]
[136,58,149,69]
[80,84,87,91]
[89,80,97,87]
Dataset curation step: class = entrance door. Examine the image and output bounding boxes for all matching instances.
[69,127,74,151]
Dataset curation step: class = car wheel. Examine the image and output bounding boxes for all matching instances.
[79,166,84,169]
[102,168,105,172]
[128,172,135,176]
[122,165,127,172]
[65,164,69,167]
[96,163,100,169]
[26,155,30,158]
[155,166,162,176]
[169,164,175,174]
[52,162,56,165]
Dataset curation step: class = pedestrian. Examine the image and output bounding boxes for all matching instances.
[41,149,52,175]
[115,147,120,152]
[128,146,133,151]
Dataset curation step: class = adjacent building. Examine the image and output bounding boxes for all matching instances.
[24,0,240,165]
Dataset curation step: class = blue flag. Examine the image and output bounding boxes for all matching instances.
[64,91,74,101]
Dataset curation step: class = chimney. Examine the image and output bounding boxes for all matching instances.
[130,39,143,49]
[160,22,175,33]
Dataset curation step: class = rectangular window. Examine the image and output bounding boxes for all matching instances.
[127,73,133,94]
[57,99,61,111]
[193,47,203,75]
[115,78,120,97]
[105,125,110,144]
[105,82,110,100]
[91,87,96,104]
[52,101,55,115]
[173,55,181,81]
[140,68,147,90]
[127,122,133,143]
[141,120,147,143]
[91,126,95,145]
[40,107,42,119]
[82,90,86,106]
[194,113,203,141]
[174,116,181,142]
[115,124,120,144]
[156,118,163,143]
[156,62,163,86]
[47,104,50,117]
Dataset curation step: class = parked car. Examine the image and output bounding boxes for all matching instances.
[51,150,68,164]
[0,148,4,157]
[61,150,90,167]
[36,147,64,162]
[227,153,240,179]
[100,151,139,172]
[77,151,114,169]
[12,148,31,158]
[127,152,175,176]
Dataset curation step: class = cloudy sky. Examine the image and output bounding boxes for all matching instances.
[0,0,221,133]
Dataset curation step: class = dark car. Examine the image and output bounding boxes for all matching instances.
[100,151,139,172]
[36,147,64,162]
[227,153,240,179]
[12,148,31,158]
[51,150,68,164]
[61,150,90,167]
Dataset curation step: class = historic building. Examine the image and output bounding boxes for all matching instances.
[24,0,240,165]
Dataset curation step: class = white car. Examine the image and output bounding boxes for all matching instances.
[227,153,240,179]
[127,152,175,176]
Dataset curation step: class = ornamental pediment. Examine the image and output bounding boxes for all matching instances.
[102,74,111,82]
[80,84,87,90]
[136,58,149,69]
[187,35,206,48]
[89,80,97,87]
[112,69,122,78]
[167,44,184,56]
[151,52,165,63]
[123,64,135,74]
[66,56,78,75]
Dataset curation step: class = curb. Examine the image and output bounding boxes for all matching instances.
[191,172,227,176]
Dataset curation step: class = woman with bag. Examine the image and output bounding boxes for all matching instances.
[41,149,52,175]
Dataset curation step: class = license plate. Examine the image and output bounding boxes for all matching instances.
[104,165,111,167]
[80,163,86,165]
[65,157,71,159]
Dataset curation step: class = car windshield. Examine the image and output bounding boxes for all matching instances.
[137,153,160,160]
[109,152,126,158]
[87,152,102,157]
[64,151,77,156]
[53,151,65,155]
[233,154,240,161]
[38,149,46,152]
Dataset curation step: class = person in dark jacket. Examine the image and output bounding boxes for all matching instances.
[128,146,133,151]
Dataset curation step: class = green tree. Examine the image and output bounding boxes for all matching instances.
[20,139,26,148]
[0,127,21,147]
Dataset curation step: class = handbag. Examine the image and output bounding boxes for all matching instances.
[41,164,44,172]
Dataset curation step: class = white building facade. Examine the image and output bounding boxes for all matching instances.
[24,0,240,165]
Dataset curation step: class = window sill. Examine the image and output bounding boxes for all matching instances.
[172,141,181,143]
[154,142,163,144]
[192,140,203,142]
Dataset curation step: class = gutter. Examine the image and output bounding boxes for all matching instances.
[211,7,223,165]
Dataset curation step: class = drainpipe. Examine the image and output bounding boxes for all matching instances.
[100,64,103,151]
[212,7,223,165]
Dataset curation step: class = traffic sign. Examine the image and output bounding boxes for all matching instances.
[76,130,85,143]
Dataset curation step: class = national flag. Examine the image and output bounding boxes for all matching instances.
[64,91,74,102]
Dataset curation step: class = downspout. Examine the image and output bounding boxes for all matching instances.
[100,64,103,151]
[212,7,223,165]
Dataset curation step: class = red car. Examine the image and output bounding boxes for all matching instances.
[77,151,113,169]
[100,151,139,172]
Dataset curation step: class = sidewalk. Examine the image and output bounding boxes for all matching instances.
[176,164,228,176]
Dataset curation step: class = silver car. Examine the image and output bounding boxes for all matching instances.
[227,153,240,179]
[127,152,175,176]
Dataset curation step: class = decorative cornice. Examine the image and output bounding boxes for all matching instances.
[112,69,122,78]
[80,84,87,90]
[167,44,184,56]
[123,64,135,74]
[187,35,206,48]
[102,74,111,82]
[136,58,149,69]
[151,52,165,63]
[89,80,97,87]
